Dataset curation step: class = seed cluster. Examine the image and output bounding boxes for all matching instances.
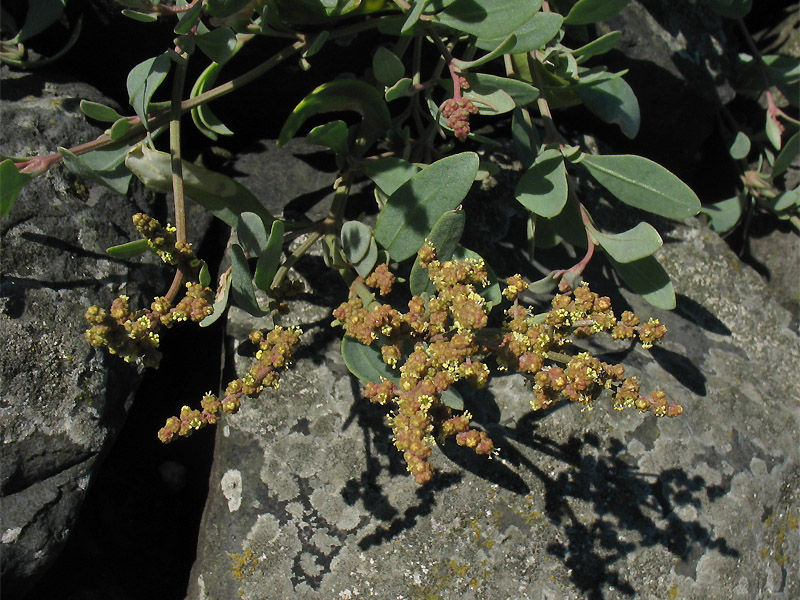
[441,98,479,142]
[335,242,681,484]
[157,325,302,442]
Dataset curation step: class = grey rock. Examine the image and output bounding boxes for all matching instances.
[185,185,798,598]
[600,0,737,178]
[0,68,166,594]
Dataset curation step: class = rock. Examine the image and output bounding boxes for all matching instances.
[184,166,798,599]
[597,0,737,182]
[0,68,167,595]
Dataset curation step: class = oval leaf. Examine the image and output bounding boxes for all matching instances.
[200,268,233,327]
[106,238,150,258]
[374,152,479,262]
[341,335,399,383]
[608,254,675,310]
[196,28,237,64]
[515,148,568,218]
[373,46,405,87]
[354,237,379,278]
[588,222,662,263]
[701,195,744,233]
[729,131,751,160]
[341,220,373,265]
[80,100,123,123]
[361,157,421,196]
[580,154,701,220]
[126,52,171,127]
[577,75,640,139]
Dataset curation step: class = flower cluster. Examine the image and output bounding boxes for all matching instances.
[157,325,302,442]
[84,282,214,368]
[441,98,479,142]
[335,243,681,484]
[84,214,214,367]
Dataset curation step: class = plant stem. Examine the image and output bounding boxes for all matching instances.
[170,51,190,245]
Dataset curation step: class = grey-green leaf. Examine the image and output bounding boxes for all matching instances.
[729,131,751,160]
[373,46,405,87]
[354,237,378,278]
[701,195,743,233]
[361,157,421,196]
[572,31,622,60]
[80,100,123,123]
[126,52,171,127]
[306,120,350,156]
[577,75,640,139]
[230,243,268,317]
[106,238,150,258]
[237,212,270,257]
[341,335,399,383]
[13,0,66,43]
[196,28,237,64]
[515,148,568,218]
[254,220,285,291]
[200,268,233,327]
[564,0,628,25]
[608,254,675,310]
[374,152,478,261]
[435,0,542,45]
[59,143,133,195]
[409,210,466,296]
[772,131,798,178]
[341,220,373,265]
[588,222,662,263]
[580,154,700,219]
[0,160,32,218]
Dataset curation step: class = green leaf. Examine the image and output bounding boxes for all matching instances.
[409,210,466,296]
[109,118,133,140]
[106,238,150,258]
[451,34,517,70]
[121,10,159,23]
[303,30,330,58]
[768,187,800,215]
[572,31,622,60]
[354,237,378,278]
[435,0,542,46]
[765,112,783,151]
[174,0,204,34]
[511,108,538,169]
[577,75,640,139]
[254,220,285,291]
[237,212,270,257]
[515,148,568,218]
[199,263,211,288]
[580,154,700,219]
[441,388,465,410]
[80,100,123,123]
[341,220,373,264]
[608,255,675,309]
[772,131,798,177]
[402,0,430,33]
[564,0,628,25]
[476,12,563,53]
[461,73,540,110]
[709,0,751,18]
[374,152,479,261]
[200,268,233,327]
[385,78,414,102]
[588,222,662,263]
[701,195,744,233]
[361,157,421,196]
[0,160,33,218]
[341,335,399,382]
[13,0,66,43]
[373,46,405,87]
[278,80,391,151]
[125,145,274,228]
[230,243,268,316]
[306,120,350,156]
[729,131,751,160]
[190,62,235,141]
[126,53,171,127]
[206,0,252,18]
[59,143,133,195]
[196,28,237,64]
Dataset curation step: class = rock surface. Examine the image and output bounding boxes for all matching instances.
[184,168,799,600]
[0,68,165,595]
